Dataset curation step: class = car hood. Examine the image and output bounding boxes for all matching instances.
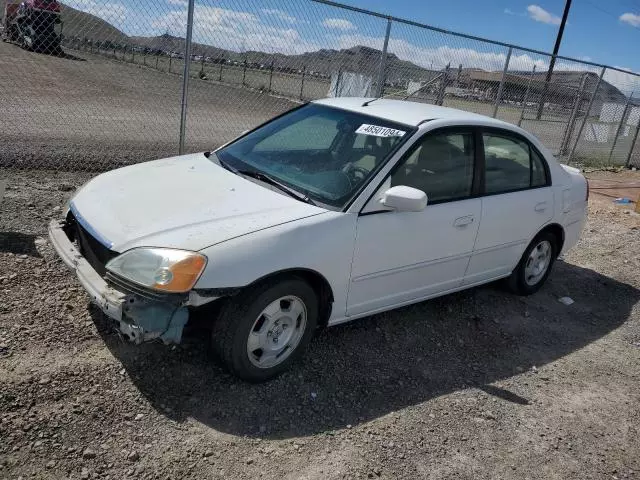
[70,153,326,252]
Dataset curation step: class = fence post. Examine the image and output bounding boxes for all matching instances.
[219,58,224,81]
[625,112,640,168]
[493,47,512,118]
[132,46,135,63]
[375,18,392,97]
[242,55,248,86]
[518,65,536,127]
[334,67,342,97]
[436,64,449,106]
[608,92,634,164]
[268,60,274,93]
[568,67,606,164]
[560,73,587,156]
[168,54,172,73]
[300,65,306,100]
[200,55,205,76]
[156,53,160,69]
[178,0,195,155]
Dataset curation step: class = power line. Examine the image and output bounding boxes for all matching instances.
[582,0,620,19]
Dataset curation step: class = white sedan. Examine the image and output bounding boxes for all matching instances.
[49,98,588,381]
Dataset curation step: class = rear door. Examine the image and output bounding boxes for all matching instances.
[463,128,554,285]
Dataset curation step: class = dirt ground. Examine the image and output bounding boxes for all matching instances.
[0,41,296,170]
[0,167,639,479]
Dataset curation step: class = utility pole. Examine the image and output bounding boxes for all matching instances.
[536,0,572,119]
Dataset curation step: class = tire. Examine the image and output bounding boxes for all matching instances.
[210,277,318,382]
[506,231,558,296]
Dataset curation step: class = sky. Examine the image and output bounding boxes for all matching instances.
[64,0,640,91]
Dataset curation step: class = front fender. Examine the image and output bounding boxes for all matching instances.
[195,212,357,321]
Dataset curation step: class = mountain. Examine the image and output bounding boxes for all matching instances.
[129,35,433,81]
[59,4,129,43]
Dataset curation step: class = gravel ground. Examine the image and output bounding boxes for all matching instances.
[1,168,639,479]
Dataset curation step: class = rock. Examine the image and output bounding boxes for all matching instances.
[127,451,140,462]
[203,451,213,458]
[58,183,75,192]
[82,448,97,459]
[80,467,90,479]
[134,413,144,421]
[246,458,254,465]
[46,460,55,468]
[39,376,52,385]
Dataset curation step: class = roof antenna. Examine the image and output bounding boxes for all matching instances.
[361,97,380,107]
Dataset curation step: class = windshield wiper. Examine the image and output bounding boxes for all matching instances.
[235,169,317,206]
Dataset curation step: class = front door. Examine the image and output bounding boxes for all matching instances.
[347,129,481,316]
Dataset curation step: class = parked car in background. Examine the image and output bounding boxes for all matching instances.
[49,98,588,382]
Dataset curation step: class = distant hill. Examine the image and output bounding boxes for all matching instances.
[0,0,129,43]
[130,34,432,81]
[59,3,129,43]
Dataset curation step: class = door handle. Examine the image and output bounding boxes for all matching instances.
[453,215,475,227]
[534,202,548,212]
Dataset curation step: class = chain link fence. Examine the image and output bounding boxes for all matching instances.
[1,0,639,171]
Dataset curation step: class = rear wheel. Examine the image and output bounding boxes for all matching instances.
[507,232,557,295]
[210,277,318,382]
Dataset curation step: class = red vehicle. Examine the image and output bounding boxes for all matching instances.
[2,0,63,53]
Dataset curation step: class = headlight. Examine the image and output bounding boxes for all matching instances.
[106,248,207,293]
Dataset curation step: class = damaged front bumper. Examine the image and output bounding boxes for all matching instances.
[48,219,194,344]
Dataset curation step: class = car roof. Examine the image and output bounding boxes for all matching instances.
[313,97,512,129]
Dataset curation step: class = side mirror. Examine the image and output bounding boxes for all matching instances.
[380,186,428,212]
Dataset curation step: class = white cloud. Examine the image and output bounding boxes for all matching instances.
[152,6,319,54]
[504,8,526,17]
[261,8,298,24]
[620,12,640,27]
[322,18,356,31]
[527,5,561,25]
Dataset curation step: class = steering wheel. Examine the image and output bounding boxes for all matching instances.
[342,163,370,185]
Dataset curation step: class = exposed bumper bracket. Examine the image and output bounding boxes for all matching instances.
[48,219,189,344]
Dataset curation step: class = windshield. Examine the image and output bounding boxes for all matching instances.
[216,103,414,208]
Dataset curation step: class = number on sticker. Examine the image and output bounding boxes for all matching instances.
[355,124,406,138]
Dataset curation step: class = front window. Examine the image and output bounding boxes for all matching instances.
[391,131,475,203]
[216,104,413,208]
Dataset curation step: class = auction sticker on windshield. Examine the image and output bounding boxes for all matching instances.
[355,124,406,138]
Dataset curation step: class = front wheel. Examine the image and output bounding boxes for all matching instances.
[506,232,557,295]
[210,277,318,382]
